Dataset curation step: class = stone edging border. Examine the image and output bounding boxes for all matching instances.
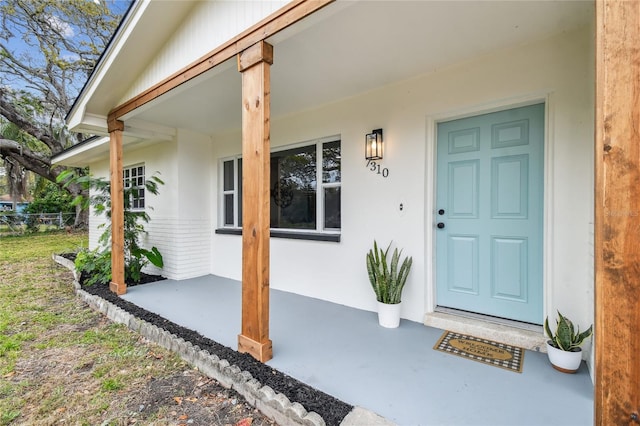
[52,254,393,426]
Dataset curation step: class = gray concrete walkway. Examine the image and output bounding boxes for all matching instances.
[122,275,593,426]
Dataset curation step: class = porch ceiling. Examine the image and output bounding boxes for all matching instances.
[124,0,594,137]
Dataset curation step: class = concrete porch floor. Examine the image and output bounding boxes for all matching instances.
[121,275,593,426]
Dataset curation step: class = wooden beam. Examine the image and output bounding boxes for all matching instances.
[108,119,126,295]
[237,41,273,363]
[107,0,334,123]
[595,0,640,424]
[237,41,273,72]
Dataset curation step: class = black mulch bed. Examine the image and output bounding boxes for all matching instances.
[76,272,353,426]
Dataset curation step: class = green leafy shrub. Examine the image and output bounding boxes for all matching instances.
[59,170,164,285]
[25,179,75,214]
[74,248,112,287]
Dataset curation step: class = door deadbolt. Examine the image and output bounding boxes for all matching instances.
[438,209,445,215]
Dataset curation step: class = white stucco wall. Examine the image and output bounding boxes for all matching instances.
[209,27,594,332]
[88,26,594,341]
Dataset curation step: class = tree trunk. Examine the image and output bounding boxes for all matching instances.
[74,203,88,228]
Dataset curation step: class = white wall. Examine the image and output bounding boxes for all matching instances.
[209,27,594,331]
[172,129,213,279]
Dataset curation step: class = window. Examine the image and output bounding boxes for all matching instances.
[222,159,242,226]
[220,137,341,232]
[123,164,145,211]
[270,144,316,229]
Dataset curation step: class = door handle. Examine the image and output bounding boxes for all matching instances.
[437,222,445,229]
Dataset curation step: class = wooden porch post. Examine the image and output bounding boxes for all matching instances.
[108,119,126,296]
[237,41,274,362]
[595,0,640,424]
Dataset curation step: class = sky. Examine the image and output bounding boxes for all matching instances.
[0,0,134,196]
[1,0,132,97]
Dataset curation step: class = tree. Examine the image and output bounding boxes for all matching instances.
[0,118,30,210]
[0,0,125,225]
[25,177,75,214]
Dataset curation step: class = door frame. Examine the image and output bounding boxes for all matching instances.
[424,93,554,325]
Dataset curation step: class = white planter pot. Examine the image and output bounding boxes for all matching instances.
[377,302,401,328]
[546,341,583,373]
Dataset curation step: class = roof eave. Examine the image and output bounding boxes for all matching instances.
[65,0,145,132]
[51,136,110,167]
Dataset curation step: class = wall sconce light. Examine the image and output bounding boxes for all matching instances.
[365,128,383,160]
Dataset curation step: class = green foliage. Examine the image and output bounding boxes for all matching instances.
[74,248,111,287]
[366,240,413,304]
[544,311,593,352]
[125,248,163,283]
[58,170,164,285]
[25,179,75,214]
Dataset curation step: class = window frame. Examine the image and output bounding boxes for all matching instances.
[221,158,240,227]
[123,163,146,212]
[218,135,341,238]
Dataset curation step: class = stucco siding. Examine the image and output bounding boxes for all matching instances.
[85,25,594,343]
[120,0,288,105]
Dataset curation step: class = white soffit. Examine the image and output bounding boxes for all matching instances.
[51,137,109,167]
[127,0,594,135]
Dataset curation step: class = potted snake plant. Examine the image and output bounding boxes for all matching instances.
[366,240,412,328]
[544,311,593,373]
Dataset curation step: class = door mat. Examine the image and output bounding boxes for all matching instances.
[433,330,524,373]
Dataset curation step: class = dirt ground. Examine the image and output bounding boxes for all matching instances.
[11,332,277,425]
[0,233,277,426]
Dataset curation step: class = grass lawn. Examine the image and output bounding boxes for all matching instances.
[0,231,273,425]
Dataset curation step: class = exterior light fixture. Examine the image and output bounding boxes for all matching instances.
[365,128,383,160]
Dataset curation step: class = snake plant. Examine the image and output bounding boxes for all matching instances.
[366,240,412,304]
[544,311,593,352]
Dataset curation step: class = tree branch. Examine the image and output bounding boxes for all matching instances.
[0,138,52,164]
[0,88,60,153]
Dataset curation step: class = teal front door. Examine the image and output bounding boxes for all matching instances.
[435,103,544,324]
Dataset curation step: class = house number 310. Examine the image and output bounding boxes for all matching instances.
[366,160,389,178]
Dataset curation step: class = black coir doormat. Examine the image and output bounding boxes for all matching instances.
[433,330,524,373]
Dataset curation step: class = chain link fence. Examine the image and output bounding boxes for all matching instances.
[0,212,77,236]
